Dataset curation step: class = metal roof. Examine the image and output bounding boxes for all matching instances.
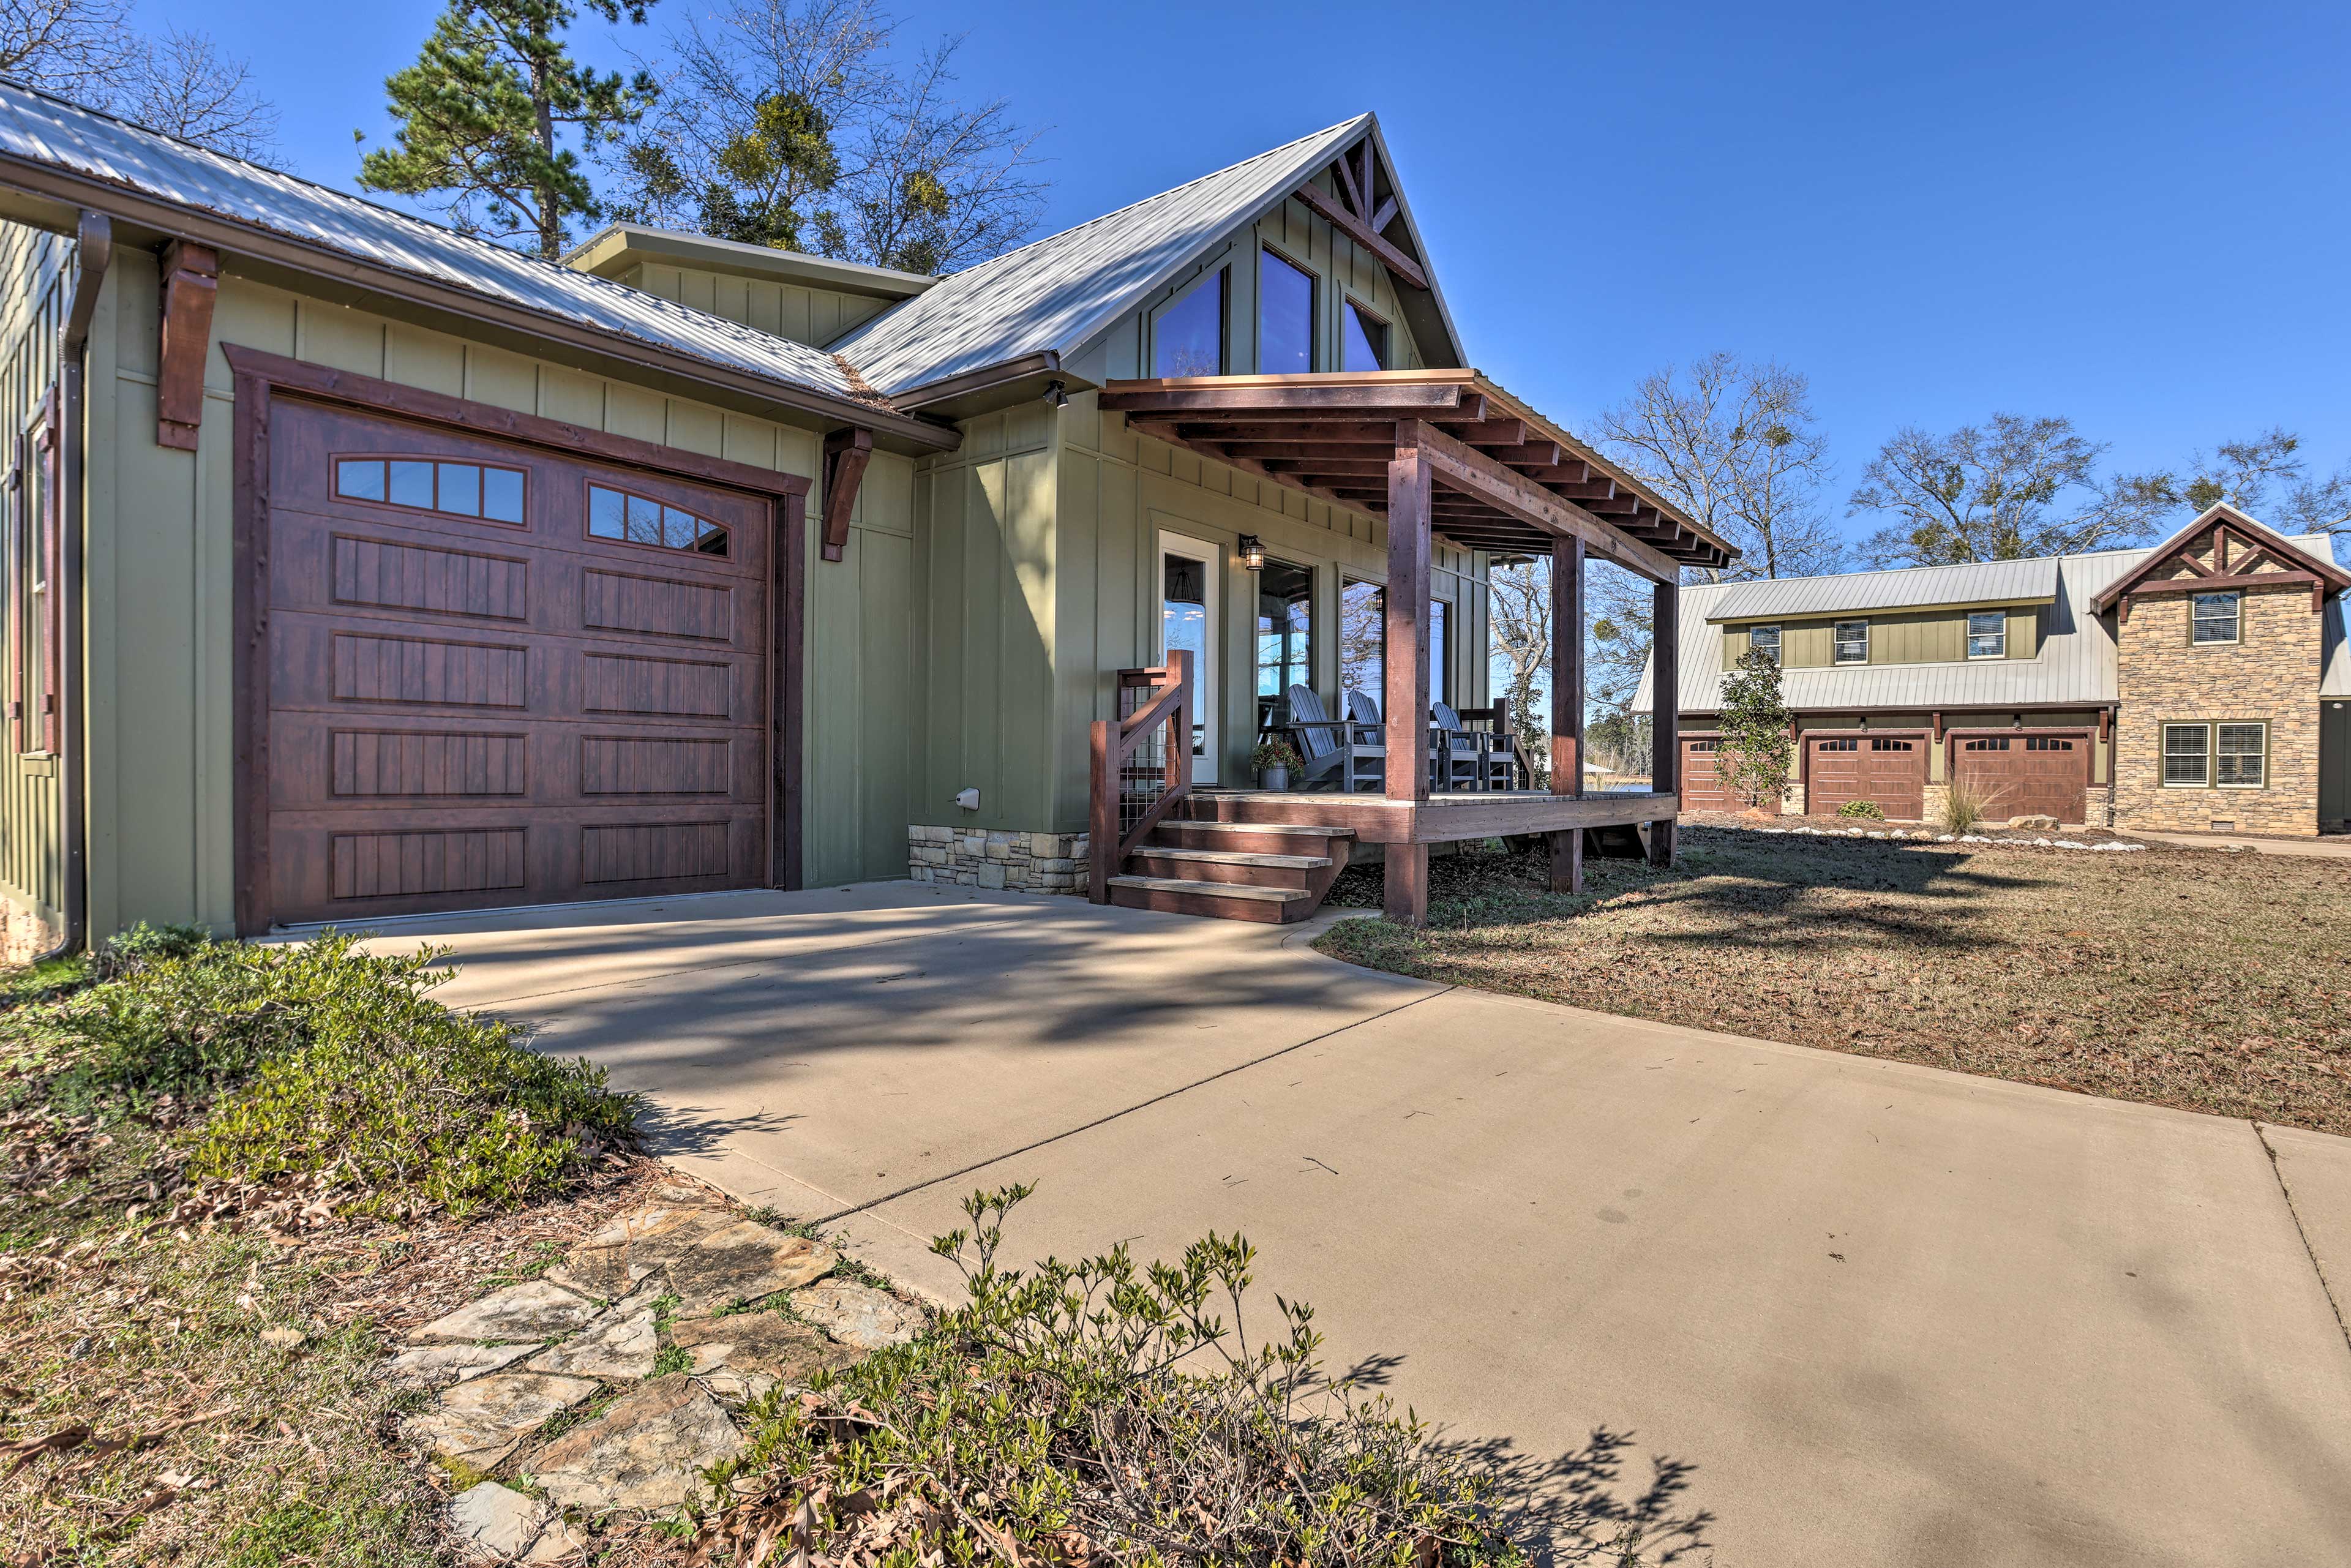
[0,81,874,410]
[832,114,1462,398]
[1637,535,2339,713]
[562,223,937,301]
[1704,555,2058,622]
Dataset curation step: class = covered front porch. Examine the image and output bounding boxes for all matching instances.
[1088,370,1736,924]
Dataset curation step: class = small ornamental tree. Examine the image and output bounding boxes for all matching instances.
[1714,645,1793,809]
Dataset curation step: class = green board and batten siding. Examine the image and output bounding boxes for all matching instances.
[1723,606,2044,669]
[601,261,894,350]
[0,230,924,940]
[907,175,1488,837]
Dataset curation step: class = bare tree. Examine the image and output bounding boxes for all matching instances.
[1485,555,1551,786]
[609,0,1044,272]
[116,25,277,159]
[1850,414,2175,567]
[0,0,136,98]
[1594,353,1841,583]
[2180,427,2351,558]
[2,0,277,162]
[1484,555,1666,782]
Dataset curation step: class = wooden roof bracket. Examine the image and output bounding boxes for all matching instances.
[156,238,217,452]
[820,427,874,563]
[1292,134,1429,291]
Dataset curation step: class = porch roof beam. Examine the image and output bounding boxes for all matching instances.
[1406,420,1679,583]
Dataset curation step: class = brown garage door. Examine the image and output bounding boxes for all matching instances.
[1952,733,2089,823]
[1807,734,1925,819]
[261,399,774,925]
[1679,735,1777,813]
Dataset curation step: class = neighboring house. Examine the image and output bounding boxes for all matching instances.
[1638,505,2351,834]
[0,84,1727,950]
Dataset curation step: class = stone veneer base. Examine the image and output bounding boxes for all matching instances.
[907,826,1090,895]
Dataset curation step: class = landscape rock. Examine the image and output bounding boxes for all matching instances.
[449,1480,588,1563]
[413,1280,599,1345]
[524,1374,743,1512]
[665,1221,837,1314]
[525,1285,662,1381]
[2006,814,2060,830]
[792,1280,921,1351]
[667,1310,856,1402]
[383,1340,539,1390]
[402,1371,601,1470]
[258,1327,307,1349]
[547,1201,733,1299]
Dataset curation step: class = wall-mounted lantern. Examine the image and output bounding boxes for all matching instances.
[1237,533,1266,572]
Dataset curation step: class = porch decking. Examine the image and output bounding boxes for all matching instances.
[1190,786,1679,844]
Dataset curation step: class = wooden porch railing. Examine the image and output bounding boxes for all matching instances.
[1088,651,1192,902]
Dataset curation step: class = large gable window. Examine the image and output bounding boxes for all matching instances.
[1153,269,1226,377]
[2191,591,2240,645]
[1259,247,1314,375]
[1343,300,1389,372]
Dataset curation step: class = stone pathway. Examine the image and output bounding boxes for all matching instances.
[386,1185,921,1563]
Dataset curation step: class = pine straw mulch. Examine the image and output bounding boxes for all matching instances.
[1318,824,2351,1135]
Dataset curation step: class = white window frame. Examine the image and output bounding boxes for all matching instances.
[2215,721,2267,789]
[1965,610,2007,659]
[1747,623,1782,664]
[1832,620,1869,664]
[1157,530,1223,782]
[2161,722,2210,787]
[2191,591,2240,645]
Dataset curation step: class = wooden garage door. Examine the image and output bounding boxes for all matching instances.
[1679,736,1775,812]
[1952,733,2089,823]
[261,399,774,925]
[1807,734,1925,819]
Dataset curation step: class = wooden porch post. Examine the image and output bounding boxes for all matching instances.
[1384,422,1433,925]
[1649,574,1679,867]
[1547,536,1584,893]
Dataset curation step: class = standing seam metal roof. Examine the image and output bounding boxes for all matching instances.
[1637,535,2339,713]
[0,81,868,406]
[1704,556,2058,621]
[831,116,1385,397]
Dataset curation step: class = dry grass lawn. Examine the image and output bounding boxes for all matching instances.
[1318,826,2351,1136]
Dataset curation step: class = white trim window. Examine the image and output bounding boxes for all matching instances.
[1748,623,1781,664]
[1833,620,1869,664]
[2191,591,2240,645]
[1966,609,2006,658]
[2162,723,2209,786]
[2216,722,2267,787]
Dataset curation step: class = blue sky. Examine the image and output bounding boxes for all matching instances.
[168,0,2351,539]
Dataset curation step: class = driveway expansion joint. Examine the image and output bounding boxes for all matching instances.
[808,985,1454,1226]
[2255,1119,2351,1360]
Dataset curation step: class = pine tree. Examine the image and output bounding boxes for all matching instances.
[359,0,657,260]
[1714,647,1793,811]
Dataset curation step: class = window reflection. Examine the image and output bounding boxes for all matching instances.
[1343,301,1389,371]
[336,457,527,524]
[1259,249,1313,375]
[1155,271,1226,377]
[1340,579,1382,702]
[587,483,730,555]
[1256,558,1314,699]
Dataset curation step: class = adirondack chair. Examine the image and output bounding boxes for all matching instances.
[1282,684,1383,791]
[1345,689,1460,792]
[1431,700,1491,790]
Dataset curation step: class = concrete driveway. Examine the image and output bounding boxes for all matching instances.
[371,881,2351,1568]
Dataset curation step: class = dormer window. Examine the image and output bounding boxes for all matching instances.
[1967,610,2006,658]
[1343,299,1389,371]
[1259,247,1314,374]
[1834,620,1869,664]
[1153,269,1226,377]
[1748,624,1781,664]
[2191,591,2240,645]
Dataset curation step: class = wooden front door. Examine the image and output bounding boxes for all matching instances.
[260,398,775,924]
[1806,733,1926,819]
[1952,733,2090,823]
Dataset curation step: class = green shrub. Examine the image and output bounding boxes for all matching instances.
[693,1187,1708,1567]
[1834,799,1885,820]
[36,932,637,1217]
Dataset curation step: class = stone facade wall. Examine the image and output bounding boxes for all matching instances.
[2112,583,2321,836]
[908,826,1090,895]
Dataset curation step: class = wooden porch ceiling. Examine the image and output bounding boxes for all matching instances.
[1095,372,1736,577]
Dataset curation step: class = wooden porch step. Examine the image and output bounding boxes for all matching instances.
[1123,846,1330,890]
[1104,875,1318,925]
[1149,819,1357,860]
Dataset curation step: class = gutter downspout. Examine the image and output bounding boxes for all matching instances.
[34,211,110,963]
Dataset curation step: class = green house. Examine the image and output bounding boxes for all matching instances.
[0,86,1729,953]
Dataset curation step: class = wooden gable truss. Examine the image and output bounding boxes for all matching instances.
[2092,505,2350,622]
[1289,130,1429,293]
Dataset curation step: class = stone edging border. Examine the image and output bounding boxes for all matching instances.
[1753,825,2149,852]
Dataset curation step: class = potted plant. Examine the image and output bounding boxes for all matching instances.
[1252,737,1303,792]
